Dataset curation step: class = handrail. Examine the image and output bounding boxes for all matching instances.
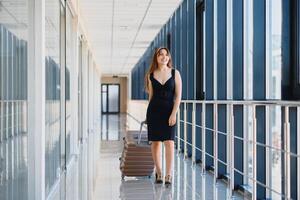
[176,100,299,199]
[181,99,300,106]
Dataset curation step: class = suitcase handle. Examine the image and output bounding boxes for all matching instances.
[137,120,147,144]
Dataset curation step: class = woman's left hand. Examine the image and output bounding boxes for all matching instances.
[168,113,176,126]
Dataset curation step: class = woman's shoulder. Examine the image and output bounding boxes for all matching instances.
[172,68,181,81]
[172,68,180,75]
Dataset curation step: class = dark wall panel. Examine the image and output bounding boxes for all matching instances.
[232,0,244,100]
[196,104,202,162]
[171,14,176,67]
[289,107,298,199]
[206,104,214,167]
[205,0,214,100]
[256,106,266,198]
[176,7,182,73]
[234,105,243,187]
[180,104,185,151]
[217,105,227,176]
[253,1,266,196]
[253,0,266,100]
[182,0,188,100]
[187,103,193,156]
[188,0,195,99]
[217,0,227,100]
[232,0,244,188]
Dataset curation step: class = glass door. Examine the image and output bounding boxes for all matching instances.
[101,84,120,114]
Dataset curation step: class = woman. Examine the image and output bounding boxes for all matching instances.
[145,47,182,185]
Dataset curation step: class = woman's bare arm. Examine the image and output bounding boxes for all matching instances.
[148,74,153,101]
[171,69,182,116]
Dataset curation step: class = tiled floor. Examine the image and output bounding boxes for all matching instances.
[94,114,246,200]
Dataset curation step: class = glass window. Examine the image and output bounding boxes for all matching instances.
[244,0,253,100]
[266,0,282,100]
[45,0,62,196]
[266,0,282,198]
[78,39,83,142]
[244,0,254,190]
[268,106,282,198]
[66,6,74,163]
[0,1,29,199]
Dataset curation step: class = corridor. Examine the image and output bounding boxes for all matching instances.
[1,0,300,199]
[94,114,244,200]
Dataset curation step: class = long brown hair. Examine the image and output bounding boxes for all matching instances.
[144,47,173,93]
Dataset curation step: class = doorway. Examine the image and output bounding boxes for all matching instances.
[101,84,120,114]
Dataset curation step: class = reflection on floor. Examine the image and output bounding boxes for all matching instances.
[101,114,124,141]
[94,114,246,200]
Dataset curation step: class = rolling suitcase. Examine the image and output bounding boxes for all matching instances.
[119,120,154,179]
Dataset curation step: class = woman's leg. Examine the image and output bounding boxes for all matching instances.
[151,141,162,174]
[163,140,174,176]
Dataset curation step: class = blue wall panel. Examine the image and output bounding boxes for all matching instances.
[138,65,141,98]
[206,104,214,167]
[188,0,195,100]
[217,105,227,176]
[144,61,146,99]
[176,7,182,72]
[180,104,185,151]
[234,105,243,187]
[289,108,298,199]
[232,0,244,100]
[215,0,227,179]
[253,1,266,197]
[253,0,266,100]
[281,0,291,99]
[256,106,266,198]
[217,0,227,100]
[196,104,202,161]
[187,104,193,157]
[205,0,214,100]
[171,14,176,66]
[182,0,188,100]
[232,0,244,188]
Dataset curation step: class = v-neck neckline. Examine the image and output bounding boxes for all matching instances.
[152,76,172,86]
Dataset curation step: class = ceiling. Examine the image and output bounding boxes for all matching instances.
[0,0,28,40]
[80,0,182,76]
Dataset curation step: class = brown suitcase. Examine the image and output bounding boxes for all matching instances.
[119,121,154,179]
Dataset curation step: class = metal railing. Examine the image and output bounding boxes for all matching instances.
[0,100,27,142]
[176,100,300,200]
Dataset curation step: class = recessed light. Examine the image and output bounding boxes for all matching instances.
[119,26,128,30]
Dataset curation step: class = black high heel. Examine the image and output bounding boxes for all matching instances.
[155,173,163,184]
[165,175,172,186]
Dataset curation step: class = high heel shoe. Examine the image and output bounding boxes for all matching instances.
[155,173,163,184]
[165,175,172,186]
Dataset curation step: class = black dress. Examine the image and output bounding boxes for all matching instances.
[146,68,176,141]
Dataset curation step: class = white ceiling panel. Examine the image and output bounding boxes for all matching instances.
[80,0,182,75]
